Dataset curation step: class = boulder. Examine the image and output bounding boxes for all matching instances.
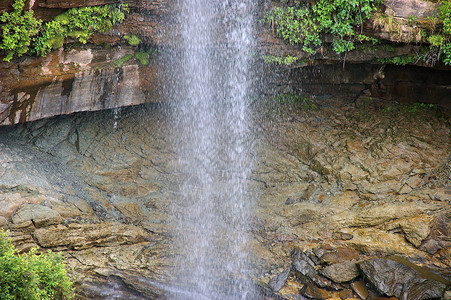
[321,261,360,283]
[33,222,148,250]
[11,204,63,228]
[359,258,448,300]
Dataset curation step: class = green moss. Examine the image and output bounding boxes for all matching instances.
[135,51,150,65]
[271,93,318,110]
[262,54,300,65]
[377,55,416,65]
[113,54,133,68]
[124,35,141,46]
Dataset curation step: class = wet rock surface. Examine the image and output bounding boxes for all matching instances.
[1,0,450,126]
[0,98,449,299]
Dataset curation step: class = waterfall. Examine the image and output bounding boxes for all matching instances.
[166,0,256,298]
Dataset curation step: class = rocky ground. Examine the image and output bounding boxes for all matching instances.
[0,96,449,299]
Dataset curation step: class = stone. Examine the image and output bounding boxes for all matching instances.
[11,204,63,228]
[33,222,148,250]
[0,216,7,228]
[332,231,354,240]
[358,258,447,300]
[269,267,290,291]
[398,215,433,247]
[320,248,360,265]
[419,239,444,255]
[303,282,353,299]
[292,249,333,288]
[278,279,304,298]
[321,261,360,283]
[351,281,369,299]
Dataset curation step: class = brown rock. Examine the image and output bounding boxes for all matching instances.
[320,248,360,265]
[33,222,148,250]
[351,280,369,299]
[303,281,335,299]
[332,231,354,240]
[321,261,360,283]
[398,215,433,247]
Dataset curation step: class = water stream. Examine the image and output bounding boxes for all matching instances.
[166,0,256,298]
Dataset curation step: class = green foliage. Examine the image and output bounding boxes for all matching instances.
[0,0,41,61]
[265,6,321,53]
[377,55,416,65]
[113,54,133,68]
[0,230,74,300]
[124,34,141,46]
[35,4,128,57]
[135,51,150,65]
[264,0,382,61]
[271,93,318,110]
[262,54,300,65]
[441,1,451,35]
[0,2,128,60]
[438,0,451,64]
[313,0,382,53]
[382,102,438,113]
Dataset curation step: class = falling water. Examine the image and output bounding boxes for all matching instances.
[166,0,256,298]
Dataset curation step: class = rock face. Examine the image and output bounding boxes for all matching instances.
[0,97,449,298]
[0,46,157,125]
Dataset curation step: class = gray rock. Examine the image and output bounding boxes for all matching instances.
[291,249,333,288]
[359,258,447,300]
[11,204,62,228]
[269,267,290,291]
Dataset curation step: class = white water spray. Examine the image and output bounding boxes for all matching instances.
[167,0,256,298]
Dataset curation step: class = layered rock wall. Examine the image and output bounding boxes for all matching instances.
[0,0,450,126]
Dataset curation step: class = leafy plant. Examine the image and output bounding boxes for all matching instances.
[124,34,141,46]
[113,53,133,68]
[265,6,321,54]
[377,55,416,65]
[438,0,451,64]
[0,230,74,299]
[0,0,41,61]
[264,0,382,63]
[0,1,129,60]
[313,0,382,53]
[135,51,150,65]
[34,4,128,57]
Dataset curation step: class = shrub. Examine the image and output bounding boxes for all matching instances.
[0,230,74,300]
